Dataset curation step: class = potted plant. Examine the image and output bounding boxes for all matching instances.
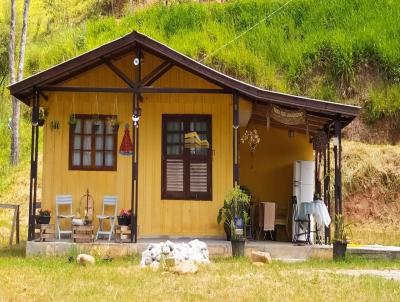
[332,214,352,260]
[92,116,101,132]
[69,114,77,130]
[108,117,120,133]
[35,208,51,225]
[118,209,132,226]
[38,108,48,126]
[218,186,250,257]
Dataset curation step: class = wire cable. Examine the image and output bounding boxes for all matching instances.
[200,0,296,63]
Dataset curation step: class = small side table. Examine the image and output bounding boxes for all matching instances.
[115,225,132,243]
[39,224,55,242]
[72,225,94,243]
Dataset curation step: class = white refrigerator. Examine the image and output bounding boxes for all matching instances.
[292,160,315,242]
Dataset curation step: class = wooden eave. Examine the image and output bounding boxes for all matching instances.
[9,31,360,128]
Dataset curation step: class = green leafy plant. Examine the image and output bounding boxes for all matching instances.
[69,114,77,125]
[217,186,250,241]
[333,214,352,244]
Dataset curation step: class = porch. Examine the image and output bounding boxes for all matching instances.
[26,238,329,261]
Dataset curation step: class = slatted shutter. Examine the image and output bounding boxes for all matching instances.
[162,115,212,200]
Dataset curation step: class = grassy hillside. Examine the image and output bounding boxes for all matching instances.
[4,0,400,119]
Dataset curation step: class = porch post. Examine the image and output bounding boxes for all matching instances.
[333,120,342,216]
[323,126,331,244]
[131,47,141,243]
[232,93,239,186]
[28,89,40,241]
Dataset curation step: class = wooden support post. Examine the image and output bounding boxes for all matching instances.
[233,93,239,186]
[28,90,39,241]
[334,120,342,216]
[0,204,20,245]
[131,47,141,243]
[323,128,330,244]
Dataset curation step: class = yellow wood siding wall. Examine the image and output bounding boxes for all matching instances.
[239,123,314,211]
[41,51,232,238]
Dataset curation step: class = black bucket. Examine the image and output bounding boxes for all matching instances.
[333,242,347,260]
[231,239,245,257]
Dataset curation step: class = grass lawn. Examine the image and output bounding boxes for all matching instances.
[0,245,399,301]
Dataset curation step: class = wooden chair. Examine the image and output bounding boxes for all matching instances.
[95,196,117,241]
[275,204,290,240]
[55,195,74,239]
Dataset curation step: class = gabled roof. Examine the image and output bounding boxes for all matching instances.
[9,31,359,121]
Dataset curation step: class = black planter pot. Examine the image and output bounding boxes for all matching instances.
[112,124,120,133]
[333,241,348,260]
[118,216,131,226]
[35,215,51,225]
[231,239,245,257]
[38,119,45,126]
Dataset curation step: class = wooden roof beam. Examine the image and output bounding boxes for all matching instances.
[103,59,135,88]
[140,61,174,87]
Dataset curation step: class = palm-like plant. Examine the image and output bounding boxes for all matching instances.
[217,186,250,240]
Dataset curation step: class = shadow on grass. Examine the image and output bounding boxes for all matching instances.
[0,241,26,257]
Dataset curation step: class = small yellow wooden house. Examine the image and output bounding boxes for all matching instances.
[9,31,359,242]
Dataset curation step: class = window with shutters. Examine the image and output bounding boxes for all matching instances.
[162,115,212,200]
[69,114,117,171]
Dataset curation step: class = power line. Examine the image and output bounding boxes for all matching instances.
[200,0,296,63]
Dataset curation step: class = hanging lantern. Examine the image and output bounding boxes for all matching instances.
[119,123,133,156]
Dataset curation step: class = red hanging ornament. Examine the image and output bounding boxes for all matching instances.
[119,123,133,156]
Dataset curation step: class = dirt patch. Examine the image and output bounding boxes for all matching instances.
[343,116,400,145]
[344,188,400,224]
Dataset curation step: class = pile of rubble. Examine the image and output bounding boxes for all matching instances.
[140,239,210,273]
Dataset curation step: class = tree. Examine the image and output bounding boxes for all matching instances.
[9,0,31,165]
[9,0,17,165]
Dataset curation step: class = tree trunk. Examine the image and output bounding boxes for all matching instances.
[9,0,18,165]
[10,0,31,166]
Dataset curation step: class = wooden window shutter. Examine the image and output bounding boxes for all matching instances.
[162,115,212,201]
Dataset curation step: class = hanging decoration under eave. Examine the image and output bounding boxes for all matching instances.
[119,123,133,156]
[255,103,310,137]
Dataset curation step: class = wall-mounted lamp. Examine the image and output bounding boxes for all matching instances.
[132,107,142,128]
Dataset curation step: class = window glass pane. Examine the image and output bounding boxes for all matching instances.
[73,151,81,166]
[73,135,81,149]
[74,120,82,134]
[83,136,91,150]
[167,133,183,144]
[105,152,114,167]
[83,151,91,166]
[105,136,114,150]
[93,120,104,134]
[167,121,183,131]
[190,121,207,132]
[95,152,103,166]
[167,145,183,155]
[95,136,104,150]
[84,120,92,134]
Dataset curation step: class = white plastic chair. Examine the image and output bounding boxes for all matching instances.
[95,196,117,241]
[55,195,74,239]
